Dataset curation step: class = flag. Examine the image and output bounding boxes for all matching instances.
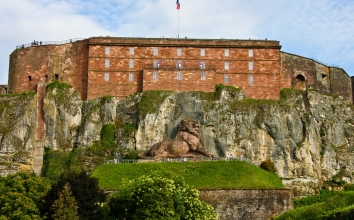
[176,0,180,10]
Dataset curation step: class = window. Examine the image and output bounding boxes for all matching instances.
[201,72,206,80]
[248,75,254,84]
[177,72,182,80]
[129,59,134,68]
[248,49,253,57]
[105,59,110,68]
[224,75,230,83]
[153,71,158,80]
[55,74,59,80]
[199,62,205,69]
[177,48,182,56]
[129,73,134,82]
[225,49,229,57]
[130,47,134,55]
[249,61,254,71]
[200,48,206,56]
[105,46,110,55]
[154,48,158,56]
[28,76,32,81]
[224,61,230,70]
[104,73,110,81]
[45,75,48,82]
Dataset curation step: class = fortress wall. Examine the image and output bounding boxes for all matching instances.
[87,38,281,100]
[199,189,293,220]
[280,52,330,93]
[8,40,89,100]
[143,69,216,93]
[330,67,352,101]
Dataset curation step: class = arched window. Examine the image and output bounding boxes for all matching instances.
[295,74,306,91]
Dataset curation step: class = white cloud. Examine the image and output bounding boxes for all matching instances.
[0,0,353,85]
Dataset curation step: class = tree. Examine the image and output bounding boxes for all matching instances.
[39,171,106,220]
[51,183,79,220]
[107,175,218,220]
[0,172,51,220]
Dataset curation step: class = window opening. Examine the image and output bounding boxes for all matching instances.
[105,59,110,68]
[225,49,229,57]
[224,61,230,70]
[177,48,182,56]
[105,46,110,55]
[104,73,110,81]
[129,59,134,68]
[248,49,253,57]
[201,72,206,80]
[130,47,134,55]
[55,74,59,81]
[224,75,230,83]
[154,48,158,56]
[28,76,32,81]
[153,71,158,80]
[129,73,134,81]
[249,62,254,71]
[248,75,254,84]
[201,48,206,56]
[177,72,182,80]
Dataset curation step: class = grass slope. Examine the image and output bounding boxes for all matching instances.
[92,160,284,190]
[275,190,354,220]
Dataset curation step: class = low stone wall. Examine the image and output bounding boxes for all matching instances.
[199,189,293,220]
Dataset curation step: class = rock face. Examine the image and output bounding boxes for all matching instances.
[144,118,211,158]
[1,85,354,197]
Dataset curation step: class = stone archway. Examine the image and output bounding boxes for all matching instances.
[295,74,306,91]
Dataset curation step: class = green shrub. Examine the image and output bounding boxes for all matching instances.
[260,159,277,173]
[46,81,72,91]
[107,175,218,219]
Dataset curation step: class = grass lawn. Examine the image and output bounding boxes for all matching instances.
[92,160,284,190]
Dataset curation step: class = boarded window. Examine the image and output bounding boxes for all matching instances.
[177,48,182,56]
[129,59,134,68]
[249,62,254,71]
[104,73,110,81]
[224,61,230,70]
[225,49,229,57]
[153,71,158,80]
[129,73,134,82]
[201,72,206,80]
[177,72,182,80]
[105,59,110,68]
[224,75,230,83]
[201,48,206,56]
[105,46,110,55]
[154,48,158,56]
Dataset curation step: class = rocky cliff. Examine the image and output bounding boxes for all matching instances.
[1,84,354,196]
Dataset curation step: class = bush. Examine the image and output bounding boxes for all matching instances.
[107,175,218,220]
[260,159,277,173]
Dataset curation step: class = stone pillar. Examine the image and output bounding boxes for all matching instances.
[33,140,44,175]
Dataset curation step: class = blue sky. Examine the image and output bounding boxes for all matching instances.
[0,0,353,85]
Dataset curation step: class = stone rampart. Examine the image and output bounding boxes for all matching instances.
[199,189,293,220]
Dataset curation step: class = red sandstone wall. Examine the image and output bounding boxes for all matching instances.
[280,52,331,93]
[87,38,281,100]
[330,67,352,101]
[8,40,89,100]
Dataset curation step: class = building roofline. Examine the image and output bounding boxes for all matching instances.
[88,36,282,49]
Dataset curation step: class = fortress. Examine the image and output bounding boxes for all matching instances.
[7,37,354,102]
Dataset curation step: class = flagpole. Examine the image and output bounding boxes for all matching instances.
[178,10,180,38]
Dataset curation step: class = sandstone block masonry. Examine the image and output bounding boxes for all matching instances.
[7,37,353,102]
[199,189,293,220]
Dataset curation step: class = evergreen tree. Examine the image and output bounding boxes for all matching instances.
[39,171,106,220]
[51,183,79,220]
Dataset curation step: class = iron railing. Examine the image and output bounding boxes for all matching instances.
[16,38,85,49]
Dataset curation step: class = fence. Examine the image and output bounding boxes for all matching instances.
[16,38,85,49]
[106,156,254,164]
